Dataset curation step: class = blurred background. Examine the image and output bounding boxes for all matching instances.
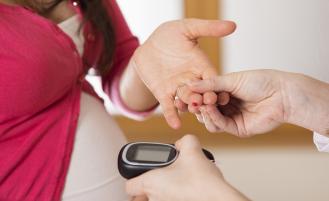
[99,0,329,200]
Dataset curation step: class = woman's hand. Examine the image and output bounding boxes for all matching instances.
[132,19,236,129]
[126,135,249,201]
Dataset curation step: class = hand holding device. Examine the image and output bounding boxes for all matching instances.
[118,141,214,179]
[125,135,250,201]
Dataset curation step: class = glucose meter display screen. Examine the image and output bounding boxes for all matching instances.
[134,145,171,162]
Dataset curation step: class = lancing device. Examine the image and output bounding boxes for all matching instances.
[118,142,215,179]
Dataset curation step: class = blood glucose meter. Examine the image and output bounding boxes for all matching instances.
[118,142,215,179]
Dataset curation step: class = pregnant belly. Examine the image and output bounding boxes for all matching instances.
[62,92,129,201]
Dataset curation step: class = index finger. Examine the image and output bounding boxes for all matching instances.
[159,96,181,129]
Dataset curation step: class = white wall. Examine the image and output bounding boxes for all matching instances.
[220,0,329,83]
[212,147,329,201]
[117,0,184,43]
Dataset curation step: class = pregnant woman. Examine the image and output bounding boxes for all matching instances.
[0,0,236,200]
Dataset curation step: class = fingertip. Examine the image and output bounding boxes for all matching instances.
[189,93,203,106]
[180,134,200,150]
[203,92,217,105]
[160,98,181,129]
[168,118,181,129]
[188,103,200,114]
[222,20,237,30]
[218,92,230,105]
[182,134,198,141]
[219,20,237,35]
[163,110,181,129]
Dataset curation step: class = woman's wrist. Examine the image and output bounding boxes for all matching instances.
[282,72,329,135]
[119,58,158,112]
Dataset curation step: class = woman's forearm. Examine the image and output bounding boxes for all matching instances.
[119,58,158,112]
[282,72,329,136]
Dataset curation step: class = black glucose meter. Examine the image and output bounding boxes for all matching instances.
[118,142,215,179]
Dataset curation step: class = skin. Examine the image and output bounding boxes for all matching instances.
[188,70,329,137]
[126,135,250,201]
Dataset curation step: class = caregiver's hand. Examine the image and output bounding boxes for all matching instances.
[190,70,329,137]
[126,135,249,201]
[190,70,284,136]
[132,19,236,129]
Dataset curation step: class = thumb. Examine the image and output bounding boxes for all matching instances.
[188,74,239,93]
[183,19,236,39]
[175,134,203,155]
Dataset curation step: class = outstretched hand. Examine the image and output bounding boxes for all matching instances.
[132,19,236,129]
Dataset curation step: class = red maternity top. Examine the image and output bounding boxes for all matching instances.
[0,1,152,200]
